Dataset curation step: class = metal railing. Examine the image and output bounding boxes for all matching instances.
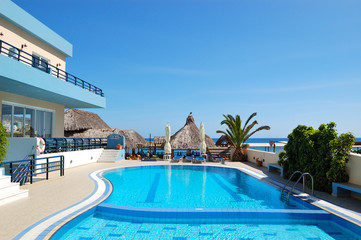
[1,155,64,185]
[43,137,105,153]
[0,40,104,97]
[10,154,34,185]
[280,171,314,203]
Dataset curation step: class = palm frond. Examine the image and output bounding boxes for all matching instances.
[217,112,270,149]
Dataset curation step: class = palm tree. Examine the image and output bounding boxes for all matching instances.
[216,112,270,161]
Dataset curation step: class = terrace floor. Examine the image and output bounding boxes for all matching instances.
[1,160,361,240]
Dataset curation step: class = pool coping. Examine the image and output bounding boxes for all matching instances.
[14,168,113,240]
[16,163,361,239]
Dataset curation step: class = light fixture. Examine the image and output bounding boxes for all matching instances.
[21,44,27,49]
[56,63,61,67]
[0,32,3,36]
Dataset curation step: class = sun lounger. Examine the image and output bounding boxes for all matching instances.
[212,157,223,162]
[183,156,193,163]
[171,156,183,163]
[192,156,204,164]
[141,158,157,161]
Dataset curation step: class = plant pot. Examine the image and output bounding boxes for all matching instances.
[116,144,123,150]
[256,160,262,167]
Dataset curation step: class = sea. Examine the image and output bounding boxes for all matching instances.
[143,137,361,153]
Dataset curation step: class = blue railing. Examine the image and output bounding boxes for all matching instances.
[10,154,34,185]
[0,40,104,97]
[1,155,64,185]
[43,138,105,153]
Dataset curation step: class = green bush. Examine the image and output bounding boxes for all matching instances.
[0,123,9,164]
[278,122,355,193]
[352,149,361,154]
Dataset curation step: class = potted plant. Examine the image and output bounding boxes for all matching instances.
[116,144,123,150]
[256,157,263,167]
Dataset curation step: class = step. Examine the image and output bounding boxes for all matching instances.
[98,157,117,162]
[0,182,20,195]
[0,175,11,185]
[101,151,120,155]
[100,155,118,158]
[0,189,28,206]
[101,153,119,157]
[103,150,121,153]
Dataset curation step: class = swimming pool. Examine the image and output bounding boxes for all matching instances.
[103,165,310,209]
[50,165,361,239]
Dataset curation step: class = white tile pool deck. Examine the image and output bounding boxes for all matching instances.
[1,160,361,240]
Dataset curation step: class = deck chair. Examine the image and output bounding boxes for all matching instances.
[141,158,157,161]
[192,156,204,164]
[183,156,193,163]
[211,156,223,162]
[171,156,183,163]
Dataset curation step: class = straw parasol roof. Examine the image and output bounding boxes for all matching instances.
[65,128,147,149]
[170,112,216,149]
[154,136,165,146]
[64,109,110,131]
[121,130,148,148]
[64,109,147,148]
[216,135,232,147]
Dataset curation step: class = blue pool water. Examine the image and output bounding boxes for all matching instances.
[53,211,361,240]
[51,166,361,239]
[104,165,308,209]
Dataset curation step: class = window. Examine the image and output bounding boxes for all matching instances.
[13,106,24,137]
[1,103,53,138]
[1,104,12,134]
[25,109,35,137]
[8,47,19,60]
[32,54,50,73]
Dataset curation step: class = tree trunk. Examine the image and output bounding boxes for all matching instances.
[232,147,247,162]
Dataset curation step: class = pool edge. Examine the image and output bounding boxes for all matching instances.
[17,163,361,239]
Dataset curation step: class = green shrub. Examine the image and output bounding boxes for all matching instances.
[278,122,355,193]
[352,149,361,154]
[0,123,9,164]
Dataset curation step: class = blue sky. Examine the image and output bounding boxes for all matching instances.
[14,0,361,138]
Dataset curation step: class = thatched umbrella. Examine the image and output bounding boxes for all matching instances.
[170,112,216,149]
[64,109,110,134]
[66,128,121,138]
[216,135,232,147]
[65,128,147,149]
[153,136,165,146]
[121,130,148,149]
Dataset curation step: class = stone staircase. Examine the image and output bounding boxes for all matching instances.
[97,150,121,163]
[0,168,28,206]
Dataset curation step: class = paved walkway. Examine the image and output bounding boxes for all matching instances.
[1,160,361,240]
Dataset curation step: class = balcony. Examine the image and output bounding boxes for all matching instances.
[0,40,105,108]
[0,40,104,96]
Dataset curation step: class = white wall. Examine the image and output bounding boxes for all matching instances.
[346,153,361,186]
[246,149,283,166]
[246,148,361,187]
[6,137,37,161]
[38,148,103,169]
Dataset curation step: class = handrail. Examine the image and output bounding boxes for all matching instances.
[287,173,314,198]
[280,171,302,196]
[0,39,104,97]
[11,154,34,185]
[281,171,314,203]
[2,155,64,185]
